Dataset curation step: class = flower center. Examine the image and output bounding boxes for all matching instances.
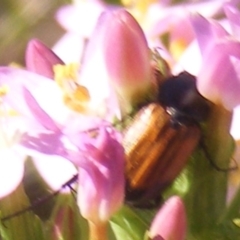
[53,63,91,113]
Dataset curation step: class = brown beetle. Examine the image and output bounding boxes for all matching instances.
[123,72,212,206]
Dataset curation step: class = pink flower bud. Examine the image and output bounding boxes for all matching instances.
[25,39,64,79]
[75,127,125,224]
[149,196,187,240]
[103,10,151,88]
[80,9,152,112]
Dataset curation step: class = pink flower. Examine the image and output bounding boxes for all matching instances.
[20,85,125,223]
[190,7,240,110]
[147,0,227,61]
[0,67,78,194]
[149,196,187,240]
[0,66,125,220]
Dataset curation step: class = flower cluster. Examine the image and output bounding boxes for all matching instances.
[1,1,240,240]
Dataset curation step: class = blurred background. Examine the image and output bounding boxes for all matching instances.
[0,0,222,66]
[0,0,70,65]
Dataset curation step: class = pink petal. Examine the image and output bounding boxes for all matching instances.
[224,4,240,38]
[174,40,202,75]
[0,67,72,125]
[55,2,105,37]
[76,127,125,223]
[148,0,230,40]
[32,155,77,191]
[52,33,86,63]
[190,14,229,56]
[231,106,240,140]
[26,39,64,79]
[0,148,25,198]
[197,40,240,110]
[23,87,60,131]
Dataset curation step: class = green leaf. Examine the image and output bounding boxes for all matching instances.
[23,158,57,221]
[110,206,152,240]
[0,183,45,240]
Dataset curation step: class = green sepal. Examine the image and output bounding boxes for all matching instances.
[45,193,88,240]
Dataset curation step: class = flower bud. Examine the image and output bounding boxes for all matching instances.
[49,195,83,240]
[103,10,152,103]
[149,196,187,240]
[26,39,64,79]
[80,9,152,114]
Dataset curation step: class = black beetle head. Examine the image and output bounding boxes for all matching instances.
[157,71,211,124]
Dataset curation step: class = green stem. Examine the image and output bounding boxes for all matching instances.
[89,221,108,240]
[184,105,233,239]
[220,184,240,222]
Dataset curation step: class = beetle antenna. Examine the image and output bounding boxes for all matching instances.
[199,139,238,172]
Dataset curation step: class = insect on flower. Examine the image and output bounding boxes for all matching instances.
[123,71,217,207]
[0,72,230,221]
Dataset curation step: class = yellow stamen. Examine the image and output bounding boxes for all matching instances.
[0,85,18,116]
[53,63,92,113]
[72,85,90,102]
[0,109,19,117]
[170,39,188,61]
[63,85,90,113]
[54,63,80,87]
[0,85,21,148]
[122,0,157,16]
[121,0,131,5]
[0,85,9,97]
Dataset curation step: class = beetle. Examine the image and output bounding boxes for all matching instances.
[123,71,212,206]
